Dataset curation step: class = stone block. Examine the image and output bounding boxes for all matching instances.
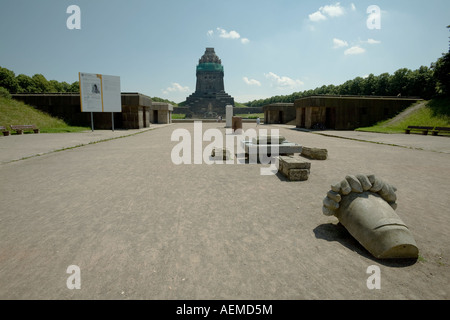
[289,169,310,181]
[277,156,311,181]
[301,147,328,160]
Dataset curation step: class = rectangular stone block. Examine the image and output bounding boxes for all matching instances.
[277,156,311,181]
[289,169,310,181]
[301,147,328,160]
[278,156,311,170]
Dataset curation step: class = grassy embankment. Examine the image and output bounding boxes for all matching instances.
[0,96,89,133]
[356,98,450,133]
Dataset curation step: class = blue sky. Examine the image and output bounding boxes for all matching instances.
[0,0,449,103]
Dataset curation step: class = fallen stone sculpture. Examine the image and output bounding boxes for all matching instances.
[322,174,418,259]
[301,147,328,160]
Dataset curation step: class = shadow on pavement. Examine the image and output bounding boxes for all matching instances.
[313,222,418,267]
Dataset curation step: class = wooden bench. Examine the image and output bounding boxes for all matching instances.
[431,127,450,136]
[405,126,434,135]
[0,125,10,136]
[10,124,40,134]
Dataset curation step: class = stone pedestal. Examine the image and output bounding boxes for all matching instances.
[226,105,233,128]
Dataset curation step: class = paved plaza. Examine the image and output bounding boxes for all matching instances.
[0,123,449,299]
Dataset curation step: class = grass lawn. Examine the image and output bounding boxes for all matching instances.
[356,98,450,133]
[0,96,90,133]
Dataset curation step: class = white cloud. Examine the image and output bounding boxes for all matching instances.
[309,11,327,22]
[208,27,249,44]
[264,72,304,89]
[243,77,261,86]
[320,3,345,17]
[333,38,348,48]
[162,82,189,95]
[344,46,366,55]
[367,38,381,44]
[217,27,240,39]
[309,2,345,22]
[351,3,356,11]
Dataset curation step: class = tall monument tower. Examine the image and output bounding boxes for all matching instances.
[185,48,234,117]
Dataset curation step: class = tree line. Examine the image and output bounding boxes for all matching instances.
[245,52,450,108]
[0,67,79,94]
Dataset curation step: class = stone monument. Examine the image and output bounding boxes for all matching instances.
[322,174,419,259]
[226,105,233,128]
[185,48,235,118]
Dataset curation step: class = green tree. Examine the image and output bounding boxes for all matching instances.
[408,66,435,99]
[59,81,71,92]
[69,81,79,93]
[0,67,19,93]
[48,80,62,92]
[374,73,391,96]
[389,68,412,96]
[0,86,11,98]
[325,84,338,95]
[432,52,450,96]
[337,80,353,95]
[349,77,364,95]
[361,74,377,95]
[16,74,38,93]
[32,74,51,92]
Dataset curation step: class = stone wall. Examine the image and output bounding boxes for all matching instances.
[11,92,153,129]
[294,95,422,130]
[262,103,295,124]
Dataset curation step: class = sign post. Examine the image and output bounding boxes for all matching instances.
[79,72,121,131]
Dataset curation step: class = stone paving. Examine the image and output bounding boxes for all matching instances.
[0,123,449,299]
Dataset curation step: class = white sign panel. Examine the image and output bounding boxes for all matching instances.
[101,75,121,112]
[79,72,121,112]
